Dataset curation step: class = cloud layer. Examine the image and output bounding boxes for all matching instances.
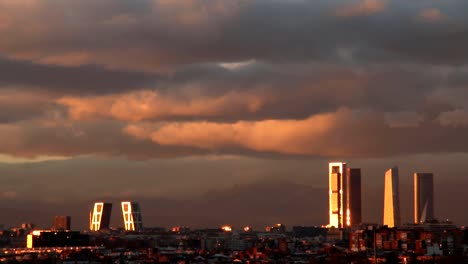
[1,0,468,160]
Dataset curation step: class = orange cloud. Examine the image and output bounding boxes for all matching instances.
[417,8,446,23]
[335,0,386,17]
[437,109,468,127]
[58,89,271,121]
[123,108,361,156]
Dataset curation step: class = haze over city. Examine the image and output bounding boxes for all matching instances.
[1,0,468,230]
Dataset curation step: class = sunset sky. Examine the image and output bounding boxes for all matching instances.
[1,0,468,230]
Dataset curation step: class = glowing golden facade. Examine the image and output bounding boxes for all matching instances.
[329,162,347,228]
[383,167,400,227]
[328,162,362,228]
[121,201,143,232]
[89,202,112,231]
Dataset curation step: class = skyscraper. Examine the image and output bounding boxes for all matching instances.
[414,173,435,224]
[89,202,112,231]
[383,167,400,228]
[346,168,362,227]
[121,201,143,232]
[329,162,347,228]
[52,216,71,230]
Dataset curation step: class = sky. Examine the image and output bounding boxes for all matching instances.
[1,0,468,230]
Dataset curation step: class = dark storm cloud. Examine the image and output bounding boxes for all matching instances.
[0,57,156,95]
[2,0,468,71]
[56,63,458,122]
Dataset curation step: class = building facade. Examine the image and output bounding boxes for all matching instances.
[383,167,401,227]
[329,162,347,228]
[121,201,143,232]
[89,202,112,231]
[52,216,71,230]
[328,162,362,228]
[414,173,435,224]
[347,168,362,227]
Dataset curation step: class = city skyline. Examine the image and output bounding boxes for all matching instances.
[0,159,466,230]
[1,1,468,230]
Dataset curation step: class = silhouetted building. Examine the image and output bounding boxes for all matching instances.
[52,216,71,230]
[384,167,400,227]
[265,224,286,233]
[414,173,434,223]
[347,168,362,227]
[90,202,112,231]
[27,230,89,248]
[121,201,143,232]
[21,223,34,229]
[292,226,327,238]
[329,162,347,228]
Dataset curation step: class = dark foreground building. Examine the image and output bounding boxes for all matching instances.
[27,230,89,248]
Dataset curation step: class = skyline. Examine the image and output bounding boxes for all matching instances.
[1,0,468,230]
[1,159,464,230]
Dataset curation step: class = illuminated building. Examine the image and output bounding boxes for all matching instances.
[221,225,232,232]
[383,167,400,227]
[346,168,362,227]
[52,216,71,230]
[89,202,112,231]
[328,162,362,228]
[329,162,347,228]
[171,226,190,233]
[21,223,35,229]
[121,201,143,232]
[265,224,286,233]
[414,173,435,224]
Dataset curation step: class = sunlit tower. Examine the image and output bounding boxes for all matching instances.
[329,162,347,228]
[89,202,112,231]
[414,173,434,224]
[383,167,401,227]
[121,201,143,232]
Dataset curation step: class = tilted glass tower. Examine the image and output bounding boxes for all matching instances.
[414,173,434,224]
[121,201,143,232]
[383,167,401,228]
[89,202,112,231]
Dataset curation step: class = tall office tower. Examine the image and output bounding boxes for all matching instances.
[89,202,112,231]
[383,167,401,228]
[414,173,435,224]
[121,201,143,232]
[329,162,347,228]
[52,216,71,230]
[346,168,362,227]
